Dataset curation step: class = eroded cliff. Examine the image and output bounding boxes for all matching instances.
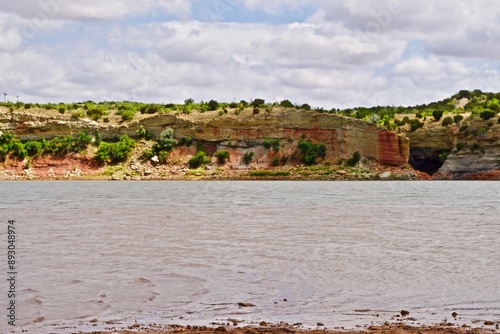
[0,107,409,167]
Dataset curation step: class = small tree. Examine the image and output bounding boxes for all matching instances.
[346,151,361,167]
[251,98,265,107]
[214,151,230,164]
[189,151,211,169]
[433,110,443,121]
[154,128,177,152]
[441,116,453,127]
[242,151,255,165]
[280,100,294,108]
[208,100,219,111]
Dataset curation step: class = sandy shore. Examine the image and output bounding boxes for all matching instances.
[81,323,499,334]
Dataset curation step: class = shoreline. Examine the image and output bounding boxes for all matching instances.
[75,322,500,334]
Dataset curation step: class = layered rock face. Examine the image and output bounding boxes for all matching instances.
[0,108,409,166]
[437,125,500,179]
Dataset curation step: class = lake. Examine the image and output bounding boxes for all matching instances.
[1,181,499,333]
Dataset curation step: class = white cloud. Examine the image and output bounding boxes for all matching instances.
[1,0,500,108]
[0,0,192,20]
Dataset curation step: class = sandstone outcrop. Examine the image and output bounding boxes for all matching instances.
[0,107,409,166]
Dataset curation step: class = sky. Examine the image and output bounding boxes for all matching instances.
[0,0,499,108]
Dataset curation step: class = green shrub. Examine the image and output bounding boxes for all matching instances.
[346,151,361,167]
[454,115,464,124]
[142,148,155,160]
[242,151,255,165]
[263,138,280,151]
[280,100,294,108]
[71,110,86,119]
[11,140,27,159]
[297,138,326,165]
[189,151,211,169]
[58,107,66,114]
[433,110,443,121]
[136,126,153,140]
[253,108,260,115]
[442,116,453,127]
[301,103,311,111]
[118,109,135,121]
[208,100,219,111]
[408,119,424,131]
[438,152,448,163]
[455,142,464,151]
[158,151,169,164]
[480,109,496,120]
[95,135,135,164]
[214,151,230,164]
[179,136,194,147]
[87,108,104,120]
[271,156,280,166]
[251,99,265,107]
[103,117,110,123]
[470,142,480,151]
[154,128,177,152]
[76,132,92,151]
[24,141,43,156]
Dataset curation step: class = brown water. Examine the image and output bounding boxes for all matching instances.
[1,181,499,333]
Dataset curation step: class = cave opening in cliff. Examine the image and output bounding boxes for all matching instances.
[409,148,446,175]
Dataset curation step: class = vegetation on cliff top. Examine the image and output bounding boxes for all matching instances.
[1,89,499,179]
[1,89,499,131]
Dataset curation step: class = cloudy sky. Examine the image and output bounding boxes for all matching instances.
[0,0,499,108]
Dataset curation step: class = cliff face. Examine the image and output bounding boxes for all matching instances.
[0,108,409,166]
[406,116,500,179]
[437,123,500,179]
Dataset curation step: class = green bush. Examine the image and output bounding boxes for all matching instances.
[58,107,66,114]
[118,109,135,121]
[455,142,464,151]
[71,110,86,119]
[253,107,260,115]
[189,151,211,169]
[158,151,169,164]
[142,148,155,160]
[242,151,255,165]
[301,104,311,111]
[154,128,177,152]
[10,140,27,159]
[297,138,326,165]
[95,135,135,164]
[208,100,219,111]
[263,138,280,151]
[136,126,153,140]
[442,116,453,127]
[346,151,361,167]
[280,100,294,108]
[433,110,443,121]
[214,151,230,164]
[24,141,43,156]
[271,156,280,166]
[179,136,194,147]
[408,119,424,131]
[480,109,496,120]
[438,152,448,163]
[251,99,265,107]
[454,115,464,124]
